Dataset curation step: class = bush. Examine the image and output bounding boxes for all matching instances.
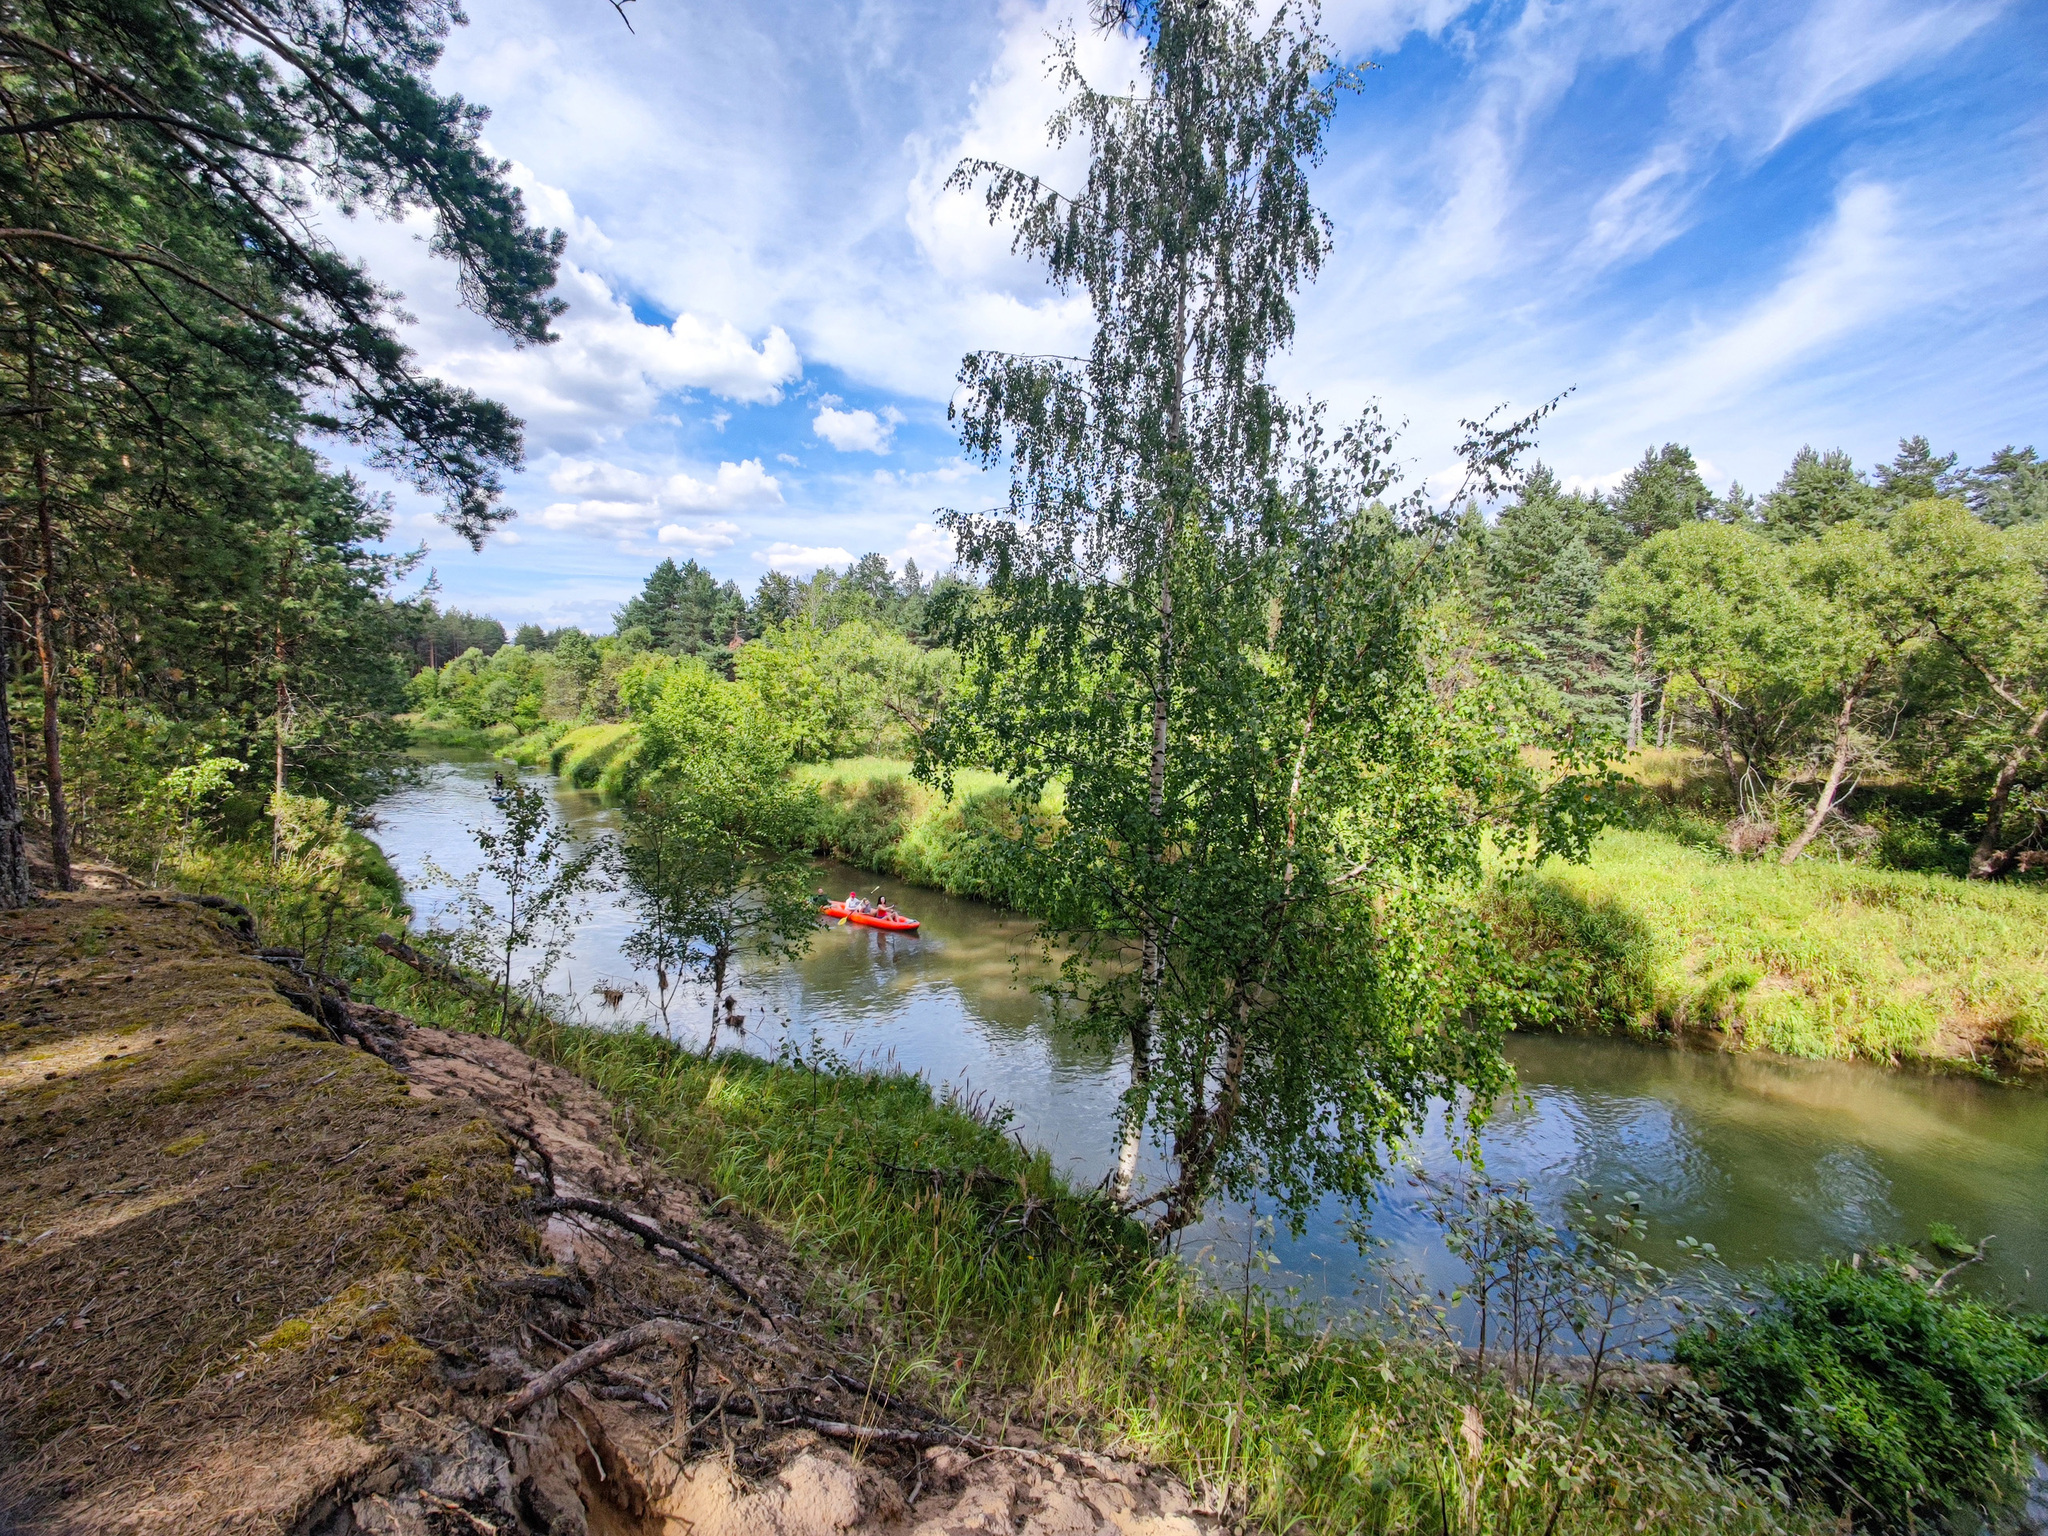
[1483,873,1659,1034]
[1673,1250,2048,1531]
[1870,810,1972,877]
[812,771,915,867]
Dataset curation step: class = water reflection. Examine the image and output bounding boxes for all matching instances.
[370,754,2048,1312]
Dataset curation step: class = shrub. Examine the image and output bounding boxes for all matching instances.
[812,772,914,867]
[1482,874,1659,1034]
[1673,1250,2048,1531]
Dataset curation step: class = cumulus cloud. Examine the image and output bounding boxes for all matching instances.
[321,184,801,455]
[756,542,855,573]
[657,521,743,550]
[893,521,956,570]
[814,402,902,453]
[539,457,783,537]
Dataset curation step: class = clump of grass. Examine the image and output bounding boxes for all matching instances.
[546,721,637,787]
[1494,829,2048,1069]
[799,756,1054,909]
[475,1014,1821,1535]
[1674,1248,2048,1532]
[1483,874,1660,1035]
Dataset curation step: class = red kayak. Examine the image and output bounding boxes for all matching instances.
[822,901,919,933]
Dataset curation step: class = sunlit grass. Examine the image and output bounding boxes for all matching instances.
[464,1014,1821,1536]
[1509,829,2048,1062]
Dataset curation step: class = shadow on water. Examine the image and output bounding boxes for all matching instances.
[371,753,2048,1317]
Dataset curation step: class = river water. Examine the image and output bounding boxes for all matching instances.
[368,753,2048,1314]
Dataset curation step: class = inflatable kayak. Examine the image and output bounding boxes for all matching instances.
[821,901,919,933]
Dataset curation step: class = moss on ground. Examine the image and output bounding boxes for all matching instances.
[0,895,538,1519]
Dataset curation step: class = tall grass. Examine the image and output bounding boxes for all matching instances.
[1493,829,2048,1065]
[459,1013,1819,1536]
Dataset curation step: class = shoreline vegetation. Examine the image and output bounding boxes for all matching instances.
[409,717,2048,1082]
[8,852,2043,1534]
[6,1,2046,1528]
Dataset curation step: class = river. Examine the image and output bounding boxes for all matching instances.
[367,752,2048,1314]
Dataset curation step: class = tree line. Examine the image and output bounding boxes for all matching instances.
[410,551,960,764]
[1457,437,2046,877]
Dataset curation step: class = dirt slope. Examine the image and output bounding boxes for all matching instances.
[0,894,1217,1536]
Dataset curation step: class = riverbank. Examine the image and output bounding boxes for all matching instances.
[0,889,1834,1535]
[756,750,2048,1079]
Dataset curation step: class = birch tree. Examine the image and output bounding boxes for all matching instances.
[928,0,1591,1236]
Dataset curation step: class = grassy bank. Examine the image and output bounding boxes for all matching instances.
[109,819,2034,1531]
[795,757,2048,1074]
[462,1010,1820,1536]
[1489,828,2048,1072]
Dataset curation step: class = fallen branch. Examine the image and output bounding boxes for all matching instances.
[527,1196,770,1324]
[788,1412,1056,1467]
[825,1368,959,1431]
[498,1317,695,1421]
[371,932,486,997]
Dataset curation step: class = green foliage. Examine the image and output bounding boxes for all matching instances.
[1762,447,1877,540]
[1513,827,2048,1064]
[463,1014,1820,1536]
[1615,443,1718,541]
[614,660,820,1050]
[804,761,1040,909]
[1599,524,1819,797]
[617,558,747,657]
[1965,445,2048,529]
[937,0,1613,1237]
[425,780,601,1035]
[548,723,636,787]
[1674,1250,2048,1531]
[1483,875,1659,1035]
[736,619,957,762]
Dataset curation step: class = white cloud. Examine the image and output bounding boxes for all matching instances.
[1561,467,1631,496]
[1607,182,1921,424]
[814,404,901,453]
[540,457,783,536]
[893,521,956,570]
[657,521,742,550]
[666,459,784,510]
[756,542,855,573]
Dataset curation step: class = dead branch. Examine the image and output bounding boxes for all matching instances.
[526,1195,770,1323]
[497,1317,694,1421]
[824,1367,959,1430]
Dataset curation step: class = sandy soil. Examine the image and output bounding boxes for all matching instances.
[0,893,1221,1536]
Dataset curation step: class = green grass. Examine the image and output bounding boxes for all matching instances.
[400,716,496,752]
[545,721,638,787]
[1495,829,2048,1066]
[418,1011,1822,1536]
[796,757,1057,907]
[793,754,1009,801]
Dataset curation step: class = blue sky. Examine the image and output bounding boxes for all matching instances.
[328,0,2048,631]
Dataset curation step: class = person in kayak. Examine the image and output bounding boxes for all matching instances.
[845,890,868,914]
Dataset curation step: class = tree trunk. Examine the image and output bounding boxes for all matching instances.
[1781,659,1877,865]
[1626,626,1645,751]
[499,881,519,1038]
[0,603,36,908]
[1694,672,1744,807]
[1968,705,2048,880]
[703,945,729,1059]
[1153,996,1249,1240]
[1113,283,1188,1209]
[271,536,295,864]
[32,444,69,890]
